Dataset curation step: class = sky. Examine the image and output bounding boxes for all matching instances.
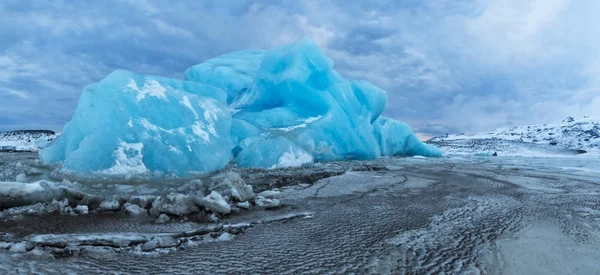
[1,0,599,137]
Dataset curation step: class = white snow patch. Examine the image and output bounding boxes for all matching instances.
[128,78,168,102]
[191,122,211,143]
[270,147,313,169]
[168,145,182,153]
[199,99,221,122]
[276,115,322,132]
[139,118,159,131]
[102,142,148,174]
[180,95,198,118]
[304,116,322,124]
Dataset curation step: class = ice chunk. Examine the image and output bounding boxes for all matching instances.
[123,203,147,215]
[99,199,121,211]
[155,213,170,224]
[255,196,281,208]
[372,117,442,157]
[127,195,157,209]
[15,173,27,183]
[236,201,250,209]
[141,236,178,251]
[0,181,44,197]
[176,179,206,194]
[214,172,255,202]
[217,232,234,241]
[0,181,66,210]
[8,242,33,253]
[149,193,199,216]
[74,205,89,215]
[196,191,231,214]
[40,70,234,175]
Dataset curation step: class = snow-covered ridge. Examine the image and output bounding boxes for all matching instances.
[431,117,600,150]
[429,117,600,157]
[0,130,58,152]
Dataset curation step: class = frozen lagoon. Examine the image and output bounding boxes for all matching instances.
[1,152,600,274]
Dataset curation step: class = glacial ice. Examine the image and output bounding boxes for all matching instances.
[41,38,441,176]
[185,50,265,103]
[373,117,442,157]
[40,70,234,175]
[235,136,314,169]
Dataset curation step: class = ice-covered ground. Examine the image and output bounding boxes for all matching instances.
[429,138,600,158]
[429,116,600,157]
[1,152,600,274]
[0,130,57,152]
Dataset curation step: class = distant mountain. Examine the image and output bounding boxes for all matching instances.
[428,117,600,157]
[0,130,58,152]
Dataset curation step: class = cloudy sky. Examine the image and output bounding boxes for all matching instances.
[1,0,599,137]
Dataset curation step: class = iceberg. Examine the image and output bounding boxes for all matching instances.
[41,38,441,176]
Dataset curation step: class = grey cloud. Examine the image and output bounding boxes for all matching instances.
[0,0,598,135]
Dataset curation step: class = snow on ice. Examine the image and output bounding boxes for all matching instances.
[40,38,441,176]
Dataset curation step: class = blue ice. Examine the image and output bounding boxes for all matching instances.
[40,70,234,175]
[41,39,441,176]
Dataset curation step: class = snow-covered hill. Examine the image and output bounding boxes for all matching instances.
[0,130,58,152]
[429,117,600,157]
